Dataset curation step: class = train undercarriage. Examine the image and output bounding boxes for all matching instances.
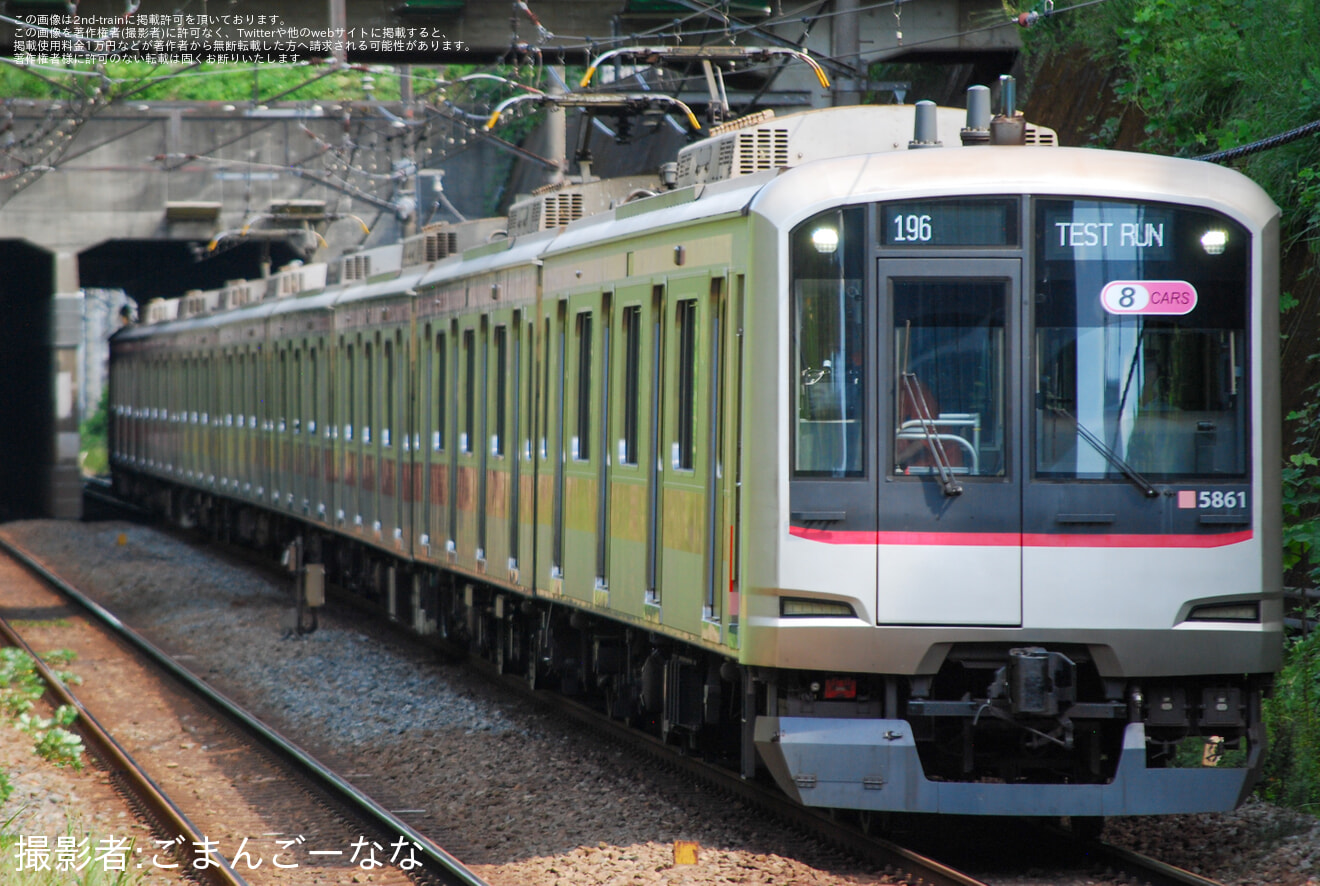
[126,476,1270,817]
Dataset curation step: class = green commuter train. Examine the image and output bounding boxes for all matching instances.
[111,95,1283,818]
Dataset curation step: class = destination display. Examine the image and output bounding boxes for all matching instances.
[1042,203,1175,261]
[879,198,1019,247]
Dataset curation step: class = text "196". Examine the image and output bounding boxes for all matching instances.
[893,214,933,242]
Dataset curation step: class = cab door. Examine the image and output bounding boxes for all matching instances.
[875,259,1022,626]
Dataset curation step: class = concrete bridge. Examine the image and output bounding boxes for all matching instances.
[2,1,1021,70]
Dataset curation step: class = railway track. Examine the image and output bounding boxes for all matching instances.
[469,644,1238,886]
[39,490,1251,886]
[0,534,487,886]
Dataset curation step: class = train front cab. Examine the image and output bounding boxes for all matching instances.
[749,153,1283,816]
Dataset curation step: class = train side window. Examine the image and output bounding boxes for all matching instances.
[274,356,285,435]
[621,305,641,466]
[435,332,446,451]
[525,320,535,462]
[575,311,592,461]
[494,325,508,457]
[294,349,303,434]
[364,341,374,445]
[675,299,697,471]
[463,328,475,453]
[383,340,394,448]
[308,348,318,435]
[791,206,866,478]
[345,343,355,441]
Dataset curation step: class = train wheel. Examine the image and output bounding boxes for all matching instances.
[494,618,511,675]
[525,626,543,690]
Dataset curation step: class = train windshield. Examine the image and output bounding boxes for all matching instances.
[792,207,866,477]
[1034,199,1249,480]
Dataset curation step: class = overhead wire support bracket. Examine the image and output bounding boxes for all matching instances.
[579,45,830,91]
[484,92,704,133]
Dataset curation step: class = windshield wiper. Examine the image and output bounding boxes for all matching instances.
[1049,406,1159,498]
[901,372,963,497]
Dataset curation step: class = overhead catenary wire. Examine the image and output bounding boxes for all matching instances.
[1197,119,1320,164]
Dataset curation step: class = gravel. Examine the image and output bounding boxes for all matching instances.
[1,517,1317,886]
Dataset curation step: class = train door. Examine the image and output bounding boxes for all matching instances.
[475,316,490,567]
[643,286,664,613]
[657,275,715,637]
[875,259,1022,625]
[537,301,568,591]
[561,295,602,604]
[453,315,482,568]
[308,342,324,522]
[445,319,460,560]
[254,347,265,500]
[274,345,286,509]
[595,295,613,603]
[605,285,655,619]
[381,332,400,543]
[365,336,380,534]
[483,313,516,581]
[253,344,267,503]
[704,277,731,639]
[428,324,452,558]
[516,313,536,586]
[398,326,412,548]
[420,323,435,554]
[292,344,304,511]
[340,338,356,530]
[720,276,747,644]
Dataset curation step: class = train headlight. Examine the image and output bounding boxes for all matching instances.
[1200,229,1228,255]
[1186,601,1259,622]
[811,227,839,254]
[780,598,856,618]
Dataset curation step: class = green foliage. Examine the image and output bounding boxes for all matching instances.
[1023,0,1320,249]
[79,388,109,478]
[0,60,435,102]
[1262,624,1320,811]
[0,649,85,771]
[1272,388,1320,809]
[1283,452,1320,582]
[0,649,47,717]
[18,706,84,771]
[78,390,108,480]
[0,822,146,885]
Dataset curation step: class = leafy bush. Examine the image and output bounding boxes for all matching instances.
[0,649,85,770]
[1023,0,1320,249]
[1262,625,1320,811]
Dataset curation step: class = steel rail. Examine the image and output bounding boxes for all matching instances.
[0,535,489,886]
[0,614,248,886]
[77,485,1227,886]
[1027,819,1230,886]
[1090,840,1228,886]
[465,657,989,886]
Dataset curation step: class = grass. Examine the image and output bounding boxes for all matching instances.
[0,818,148,885]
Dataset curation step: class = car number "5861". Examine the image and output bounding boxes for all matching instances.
[1177,490,1247,510]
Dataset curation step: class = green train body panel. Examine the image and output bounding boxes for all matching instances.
[108,186,754,658]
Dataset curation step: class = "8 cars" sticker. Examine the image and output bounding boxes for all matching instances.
[1101,280,1198,315]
